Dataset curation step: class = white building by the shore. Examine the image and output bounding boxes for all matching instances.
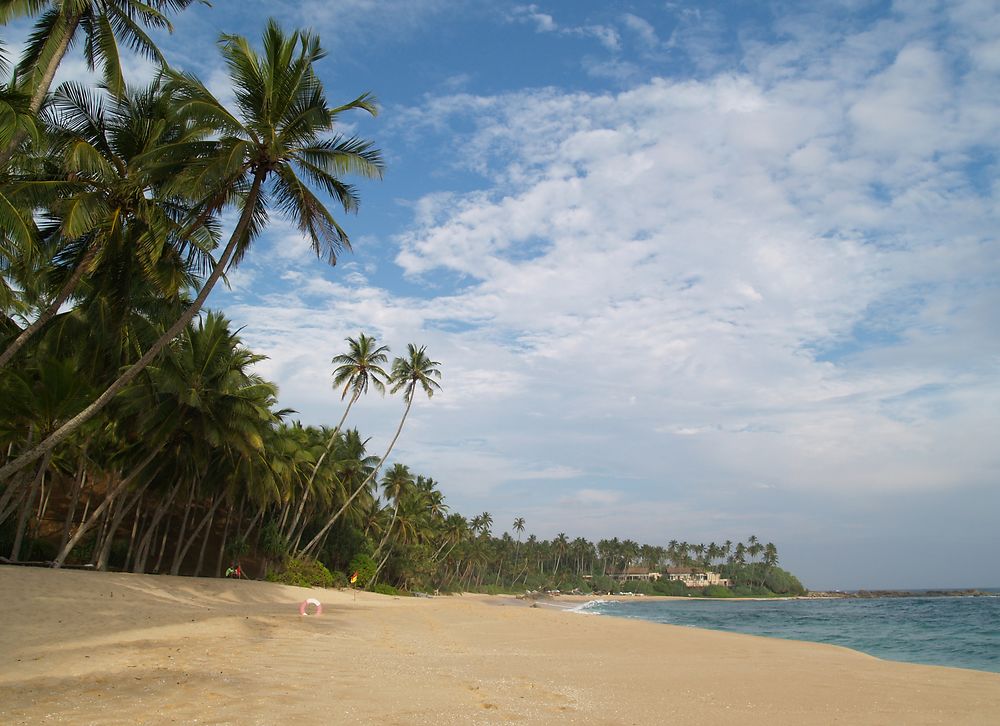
[664,567,730,588]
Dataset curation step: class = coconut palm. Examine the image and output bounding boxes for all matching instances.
[0,20,384,482]
[0,0,201,166]
[286,333,388,540]
[299,344,440,556]
[0,80,216,368]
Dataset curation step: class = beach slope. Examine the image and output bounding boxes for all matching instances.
[1,567,997,724]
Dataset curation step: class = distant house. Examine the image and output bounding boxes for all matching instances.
[611,567,662,582]
[665,566,730,588]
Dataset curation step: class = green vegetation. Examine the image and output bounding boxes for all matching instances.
[266,557,335,589]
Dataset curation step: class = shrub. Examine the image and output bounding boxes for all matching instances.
[764,567,807,595]
[627,580,657,595]
[329,570,348,588]
[373,583,401,596]
[701,585,733,598]
[265,557,334,588]
[651,579,691,597]
[589,575,617,594]
[555,574,589,592]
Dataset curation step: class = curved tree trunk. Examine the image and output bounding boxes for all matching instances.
[9,452,51,560]
[194,501,219,577]
[169,481,197,574]
[0,167,268,484]
[96,477,153,570]
[124,495,144,571]
[285,391,360,541]
[133,479,183,573]
[0,244,99,368]
[54,446,161,567]
[214,505,232,578]
[299,396,414,557]
[171,491,223,576]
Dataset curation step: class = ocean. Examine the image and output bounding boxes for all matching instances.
[579,594,1000,673]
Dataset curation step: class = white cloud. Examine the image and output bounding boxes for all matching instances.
[509,5,620,51]
[622,13,658,48]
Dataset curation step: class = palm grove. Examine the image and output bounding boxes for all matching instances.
[0,4,804,597]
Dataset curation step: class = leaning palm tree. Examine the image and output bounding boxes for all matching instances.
[285,333,388,540]
[299,344,441,556]
[0,0,201,164]
[0,20,384,482]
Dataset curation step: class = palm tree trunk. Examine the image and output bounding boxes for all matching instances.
[370,547,392,587]
[300,395,414,557]
[214,505,232,578]
[0,244,100,368]
[194,508,214,577]
[172,491,224,576]
[286,391,360,541]
[96,476,154,570]
[0,13,81,167]
[0,166,269,484]
[9,452,51,561]
[133,479,183,573]
[0,469,31,527]
[170,481,197,573]
[58,458,87,553]
[124,495,143,571]
[153,526,170,573]
[54,446,161,567]
[373,499,401,562]
[92,491,121,565]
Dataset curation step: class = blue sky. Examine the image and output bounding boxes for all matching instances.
[11,0,1000,589]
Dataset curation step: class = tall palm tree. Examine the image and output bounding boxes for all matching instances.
[512,516,525,566]
[553,532,568,575]
[286,333,388,539]
[0,0,201,165]
[0,20,384,482]
[299,343,440,556]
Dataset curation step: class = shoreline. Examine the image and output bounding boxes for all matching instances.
[3,566,999,724]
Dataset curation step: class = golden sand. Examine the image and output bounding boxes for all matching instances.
[1,567,998,724]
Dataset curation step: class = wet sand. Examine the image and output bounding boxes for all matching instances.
[2,567,998,724]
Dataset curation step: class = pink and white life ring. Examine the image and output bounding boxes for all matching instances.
[299,598,323,616]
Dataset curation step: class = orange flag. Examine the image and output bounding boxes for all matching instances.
[350,571,358,584]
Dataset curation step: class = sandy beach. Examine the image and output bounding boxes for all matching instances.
[1,567,998,725]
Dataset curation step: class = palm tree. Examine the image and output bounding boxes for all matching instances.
[552,532,568,575]
[0,20,384,482]
[286,333,388,539]
[1,80,215,368]
[0,0,201,165]
[512,516,525,566]
[476,511,492,537]
[298,343,440,557]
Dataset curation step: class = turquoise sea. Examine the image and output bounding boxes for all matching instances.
[581,594,1000,673]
